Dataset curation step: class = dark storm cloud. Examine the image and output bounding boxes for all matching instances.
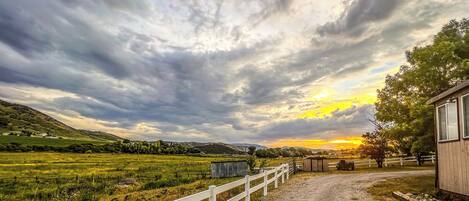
[317,0,401,37]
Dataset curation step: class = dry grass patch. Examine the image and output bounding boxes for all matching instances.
[367,175,436,201]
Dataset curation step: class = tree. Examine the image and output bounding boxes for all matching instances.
[247,146,256,155]
[247,155,257,173]
[375,18,469,163]
[359,120,391,168]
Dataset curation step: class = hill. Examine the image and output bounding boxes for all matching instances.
[78,130,125,141]
[194,143,244,155]
[0,99,124,144]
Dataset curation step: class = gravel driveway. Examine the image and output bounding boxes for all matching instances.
[264,170,434,201]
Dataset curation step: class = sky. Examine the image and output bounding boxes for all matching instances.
[0,0,468,149]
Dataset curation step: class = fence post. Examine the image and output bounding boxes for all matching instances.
[286,164,289,180]
[368,159,371,167]
[431,155,435,164]
[416,157,419,165]
[384,159,388,167]
[263,170,268,196]
[245,175,250,201]
[293,158,297,174]
[400,158,403,166]
[209,185,216,201]
[281,165,285,184]
[274,168,278,188]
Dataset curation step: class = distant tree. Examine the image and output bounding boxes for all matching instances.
[247,155,257,172]
[123,139,131,144]
[359,120,391,168]
[247,146,256,155]
[411,134,434,166]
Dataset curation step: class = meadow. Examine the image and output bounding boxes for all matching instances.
[0,152,289,201]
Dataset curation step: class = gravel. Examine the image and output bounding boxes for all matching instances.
[264,170,434,201]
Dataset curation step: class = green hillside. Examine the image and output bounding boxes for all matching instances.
[0,135,107,147]
[0,99,124,145]
[78,130,125,141]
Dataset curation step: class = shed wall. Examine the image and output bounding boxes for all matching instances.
[210,161,248,178]
[435,86,469,196]
[302,158,329,172]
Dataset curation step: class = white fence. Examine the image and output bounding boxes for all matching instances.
[175,163,290,201]
[327,155,435,168]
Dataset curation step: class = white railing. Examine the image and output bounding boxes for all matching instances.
[175,163,290,201]
[327,155,435,168]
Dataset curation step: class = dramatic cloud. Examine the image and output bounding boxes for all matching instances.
[0,0,467,148]
[317,0,401,37]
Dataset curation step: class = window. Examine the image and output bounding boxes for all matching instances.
[437,102,459,141]
[462,94,469,138]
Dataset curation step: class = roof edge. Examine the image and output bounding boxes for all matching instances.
[426,80,469,104]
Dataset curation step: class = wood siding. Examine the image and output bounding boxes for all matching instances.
[435,86,469,196]
[303,158,329,172]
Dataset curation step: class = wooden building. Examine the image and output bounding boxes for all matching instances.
[210,160,248,178]
[303,156,328,172]
[427,80,469,199]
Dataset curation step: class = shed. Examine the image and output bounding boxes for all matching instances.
[210,160,248,178]
[427,80,469,199]
[303,156,328,172]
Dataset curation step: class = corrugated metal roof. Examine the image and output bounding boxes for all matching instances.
[427,80,469,104]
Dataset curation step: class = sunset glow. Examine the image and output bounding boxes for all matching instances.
[268,137,363,150]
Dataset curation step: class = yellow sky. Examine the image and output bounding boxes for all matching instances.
[274,62,400,149]
[268,136,363,149]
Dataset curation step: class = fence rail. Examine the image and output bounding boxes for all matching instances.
[327,155,435,168]
[175,163,290,201]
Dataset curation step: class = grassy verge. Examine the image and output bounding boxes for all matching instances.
[330,164,435,174]
[367,175,436,201]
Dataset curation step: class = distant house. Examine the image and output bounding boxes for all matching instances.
[427,80,469,199]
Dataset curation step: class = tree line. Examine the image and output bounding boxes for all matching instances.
[359,18,469,167]
[254,147,314,158]
[0,140,202,154]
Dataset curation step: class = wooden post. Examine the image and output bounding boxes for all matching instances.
[416,157,419,165]
[286,164,289,180]
[274,168,278,188]
[263,171,268,196]
[293,158,297,174]
[368,159,371,167]
[209,185,216,201]
[245,175,250,201]
[431,155,435,164]
[281,165,285,183]
[384,159,388,167]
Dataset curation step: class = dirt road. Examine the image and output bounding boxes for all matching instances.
[264,170,434,201]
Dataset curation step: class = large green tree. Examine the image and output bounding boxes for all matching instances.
[375,19,469,164]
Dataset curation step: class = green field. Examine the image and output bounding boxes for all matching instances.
[0,135,107,147]
[0,152,288,201]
